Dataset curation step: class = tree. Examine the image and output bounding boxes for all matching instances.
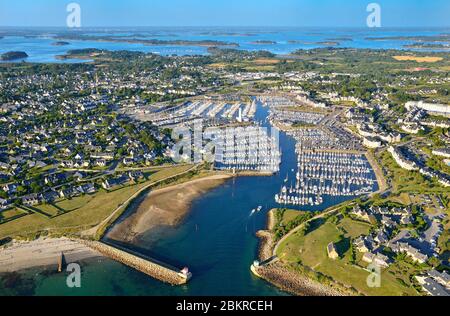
[16,185,27,195]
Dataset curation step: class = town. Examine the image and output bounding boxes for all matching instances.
[0,46,449,297]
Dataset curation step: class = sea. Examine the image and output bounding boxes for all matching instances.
[0,26,449,63]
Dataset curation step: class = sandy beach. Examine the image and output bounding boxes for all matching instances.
[106,174,232,243]
[0,238,101,272]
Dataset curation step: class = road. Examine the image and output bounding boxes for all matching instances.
[272,202,356,257]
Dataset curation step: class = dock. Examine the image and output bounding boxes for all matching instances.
[57,252,63,272]
[81,240,191,285]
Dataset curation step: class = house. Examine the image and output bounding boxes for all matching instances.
[2,183,18,194]
[128,171,144,181]
[374,253,390,268]
[73,171,87,181]
[0,198,12,209]
[374,230,389,244]
[78,183,97,194]
[428,270,450,289]
[91,152,115,160]
[363,137,383,149]
[59,187,80,198]
[391,242,429,264]
[73,160,90,168]
[22,193,41,206]
[432,148,450,159]
[362,252,390,268]
[327,242,339,260]
[45,173,68,185]
[400,215,413,225]
[381,215,396,228]
[41,191,59,203]
[354,236,370,253]
[123,157,134,166]
[102,175,130,189]
[94,159,107,167]
[415,276,449,296]
[351,206,372,222]
[388,146,418,171]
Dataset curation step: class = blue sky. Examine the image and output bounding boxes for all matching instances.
[0,0,449,27]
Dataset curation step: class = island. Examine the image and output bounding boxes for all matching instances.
[53,34,240,48]
[366,34,450,42]
[327,37,353,42]
[250,40,277,45]
[0,51,28,61]
[316,41,340,46]
[404,43,450,50]
[52,41,70,46]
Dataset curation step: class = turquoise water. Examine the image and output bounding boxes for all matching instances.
[0,102,378,296]
[0,27,449,62]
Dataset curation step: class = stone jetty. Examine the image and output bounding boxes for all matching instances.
[82,240,191,285]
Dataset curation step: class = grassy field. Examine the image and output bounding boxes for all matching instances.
[0,208,28,223]
[277,209,308,225]
[393,55,444,63]
[338,217,372,237]
[276,216,418,296]
[0,165,194,240]
[208,58,284,72]
[379,150,449,194]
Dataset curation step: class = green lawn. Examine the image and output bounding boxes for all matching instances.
[0,165,195,240]
[0,208,28,223]
[339,217,371,238]
[279,209,308,225]
[277,217,418,296]
[379,150,448,194]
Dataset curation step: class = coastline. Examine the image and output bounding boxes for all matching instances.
[255,209,275,261]
[254,210,345,296]
[106,174,233,243]
[0,238,102,273]
[364,151,389,194]
[0,173,231,275]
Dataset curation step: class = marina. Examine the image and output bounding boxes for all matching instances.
[213,125,281,173]
[130,99,257,128]
[269,108,326,126]
[275,151,376,206]
[4,96,380,296]
[274,122,376,206]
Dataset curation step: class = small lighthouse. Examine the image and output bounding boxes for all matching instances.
[179,267,192,281]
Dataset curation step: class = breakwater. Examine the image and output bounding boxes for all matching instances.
[81,240,191,285]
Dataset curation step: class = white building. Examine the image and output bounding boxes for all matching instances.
[388,146,419,171]
[432,148,450,159]
[363,137,383,149]
[405,101,450,117]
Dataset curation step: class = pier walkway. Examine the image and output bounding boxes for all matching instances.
[81,240,191,285]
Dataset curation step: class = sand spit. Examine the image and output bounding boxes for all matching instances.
[107,174,232,243]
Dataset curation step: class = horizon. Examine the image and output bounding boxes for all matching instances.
[1,26,450,29]
[0,0,449,28]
